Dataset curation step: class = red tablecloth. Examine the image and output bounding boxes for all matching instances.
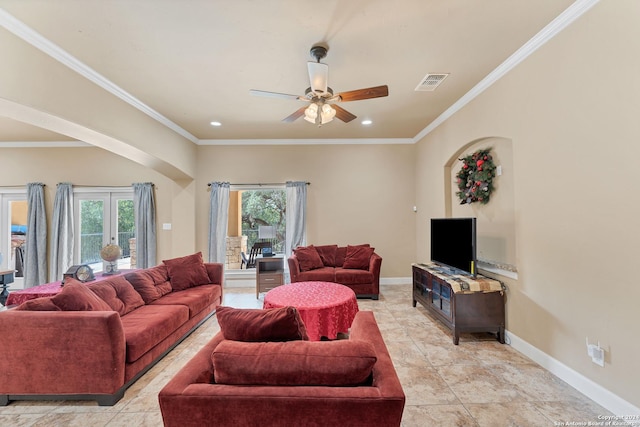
[263,281,359,341]
[6,270,136,306]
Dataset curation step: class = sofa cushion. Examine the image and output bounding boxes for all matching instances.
[335,268,375,285]
[314,244,338,267]
[51,281,113,311]
[87,275,145,316]
[294,266,336,283]
[163,252,211,291]
[335,244,370,267]
[125,265,172,304]
[294,245,324,272]
[121,304,190,363]
[212,339,376,386]
[343,245,375,270]
[151,284,221,317]
[216,306,308,342]
[14,297,61,311]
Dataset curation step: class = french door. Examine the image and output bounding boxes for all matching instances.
[0,190,27,289]
[73,190,134,272]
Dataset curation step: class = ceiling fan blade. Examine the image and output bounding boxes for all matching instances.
[332,104,357,123]
[282,105,308,123]
[307,62,329,95]
[337,85,389,102]
[250,89,305,101]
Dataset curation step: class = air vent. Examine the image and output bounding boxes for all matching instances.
[415,73,449,92]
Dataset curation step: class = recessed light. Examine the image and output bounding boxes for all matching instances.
[210,121,222,127]
[361,119,372,125]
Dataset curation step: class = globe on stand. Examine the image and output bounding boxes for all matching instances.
[101,244,122,275]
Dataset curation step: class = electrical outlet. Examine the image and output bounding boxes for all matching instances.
[587,342,605,367]
[591,346,605,367]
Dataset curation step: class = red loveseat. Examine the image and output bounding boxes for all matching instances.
[159,310,405,427]
[288,244,382,299]
[0,252,223,406]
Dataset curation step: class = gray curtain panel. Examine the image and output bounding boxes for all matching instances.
[133,182,157,269]
[285,181,307,258]
[49,183,74,282]
[24,182,47,288]
[208,182,230,264]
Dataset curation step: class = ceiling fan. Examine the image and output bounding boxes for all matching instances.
[250,44,389,126]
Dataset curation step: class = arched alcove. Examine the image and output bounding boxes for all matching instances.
[443,137,517,274]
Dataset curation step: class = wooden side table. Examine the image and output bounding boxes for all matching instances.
[256,257,284,298]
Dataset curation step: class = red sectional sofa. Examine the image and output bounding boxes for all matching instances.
[0,253,223,406]
[159,310,405,427]
[288,244,382,299]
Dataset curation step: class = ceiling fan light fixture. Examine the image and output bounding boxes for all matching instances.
[304,103,318,123]
[320,104,336,124]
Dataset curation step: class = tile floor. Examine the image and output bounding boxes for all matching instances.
[0,284,617,426]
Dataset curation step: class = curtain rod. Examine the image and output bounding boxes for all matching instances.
[0,184,46,188]
[70,183,155,187]
[207,182,310,187]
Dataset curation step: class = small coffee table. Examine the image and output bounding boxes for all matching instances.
[263,281,359,341]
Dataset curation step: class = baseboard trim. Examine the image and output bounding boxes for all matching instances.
[380,277,412,285]
[506,330,639,416]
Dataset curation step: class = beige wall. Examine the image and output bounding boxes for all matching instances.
[195,144,416,277]
[0,147,197,271]
[415,0,640,408]
[0,143,416,279]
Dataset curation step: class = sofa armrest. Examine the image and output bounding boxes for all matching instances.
[0,311,126,395]
[204,262,224,285]
[369,252,382,284]
[287,256,301,282]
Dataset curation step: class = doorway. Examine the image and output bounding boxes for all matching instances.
[0,191,27,290]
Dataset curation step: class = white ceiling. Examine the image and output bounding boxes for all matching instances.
[0,0,578,144]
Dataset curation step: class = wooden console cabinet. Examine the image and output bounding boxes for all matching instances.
[412,263,505,345]
[256,257,284,298]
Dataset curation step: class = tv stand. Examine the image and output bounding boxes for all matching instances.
[412,263,505,345]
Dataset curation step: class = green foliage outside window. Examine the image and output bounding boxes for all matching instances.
[241,190,286,252]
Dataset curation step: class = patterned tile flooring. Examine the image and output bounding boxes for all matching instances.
[0,284,615,426]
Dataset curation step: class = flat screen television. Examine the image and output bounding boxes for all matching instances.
[430,217,477,277]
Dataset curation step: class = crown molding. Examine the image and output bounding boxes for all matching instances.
[413,0,600,143]
[0,7,199,145]
[198,138,414,146]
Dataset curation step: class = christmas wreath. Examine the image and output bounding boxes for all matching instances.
[456,148,497,205]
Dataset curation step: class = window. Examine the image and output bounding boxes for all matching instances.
[227,186,286,270]
[74,189,134,272]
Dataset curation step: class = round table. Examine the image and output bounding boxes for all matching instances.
[263,281,359,341]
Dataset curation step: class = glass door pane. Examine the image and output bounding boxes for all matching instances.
[115,198,134,269]
[79,199,105,266]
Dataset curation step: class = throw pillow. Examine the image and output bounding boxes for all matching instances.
[87,276,145,316]
[216,306,309,342]
[342,245,375,270]
[294,245,324,272]
[335,244,370,267]
[314,244,338,267]
[125,265,172,304]
[212,339,376,386]
[163,252,211,291]
[51,281,113,311]
[14,297,60,311]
